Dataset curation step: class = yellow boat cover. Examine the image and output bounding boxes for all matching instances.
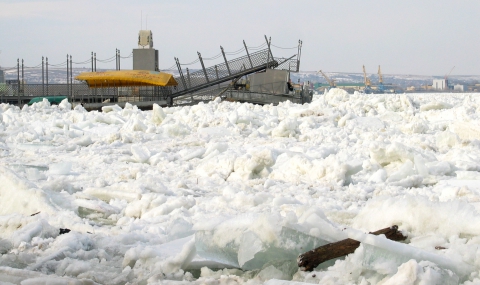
[75,70,178,87]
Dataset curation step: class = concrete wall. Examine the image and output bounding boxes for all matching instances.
[249,69,288,95]
[133,49,158,71]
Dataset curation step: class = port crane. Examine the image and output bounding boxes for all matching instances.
[318,70,336,89]
[377,65,385,92]
[444,66,455,89]
[445,66,455,80]
[378,65,383,85]
[362,65,372,93]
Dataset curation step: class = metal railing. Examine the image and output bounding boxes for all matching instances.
[0,80,311,106]
[226,87,312,105]
[0,83,172,105]
[274,57,299,72]
[172,79,312,106]
[169,48,282,98]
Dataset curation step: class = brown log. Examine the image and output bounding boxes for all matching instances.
[297,225,407,271]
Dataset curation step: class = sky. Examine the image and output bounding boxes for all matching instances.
[1,0,479,76]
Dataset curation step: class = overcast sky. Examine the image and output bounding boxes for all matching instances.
[1,0,479,76]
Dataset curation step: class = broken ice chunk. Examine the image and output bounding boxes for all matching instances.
[256,259,298,281]
[347,229,474,282]
[195,215,328,270]
[0,238,12,254]
[238,227,327,270]
[379,259,459,285]
[48,162,72,175]
[25,168,46,181]
[131,145,151,163]
[263,280,313,285]
[195,230,240,268]
[386,160,415,183]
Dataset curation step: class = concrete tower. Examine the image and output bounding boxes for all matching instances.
[133,30,158,71]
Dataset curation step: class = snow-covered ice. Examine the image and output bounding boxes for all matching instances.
[1,89,480,284]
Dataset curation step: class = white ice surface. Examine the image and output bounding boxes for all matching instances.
[1,92,480,284]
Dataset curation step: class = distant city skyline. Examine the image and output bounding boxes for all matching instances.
[1,0,479,76]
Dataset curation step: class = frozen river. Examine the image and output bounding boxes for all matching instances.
[0,89,479,284]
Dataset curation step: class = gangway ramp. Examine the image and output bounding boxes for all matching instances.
[172,48,278,98]
[172,55,297,103]
[166,37,302,105]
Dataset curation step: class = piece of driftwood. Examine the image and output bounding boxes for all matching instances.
[297,225,407,271]
[59,228,71,235]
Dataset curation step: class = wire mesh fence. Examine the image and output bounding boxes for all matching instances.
[171,48,286,96]
[274,57,298,72]
[174,83,230,104]
[172,77,312,107]
[0,83,173,105]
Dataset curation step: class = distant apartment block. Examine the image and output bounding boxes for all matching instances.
[432,79,447,90]
[454,84,465,92]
